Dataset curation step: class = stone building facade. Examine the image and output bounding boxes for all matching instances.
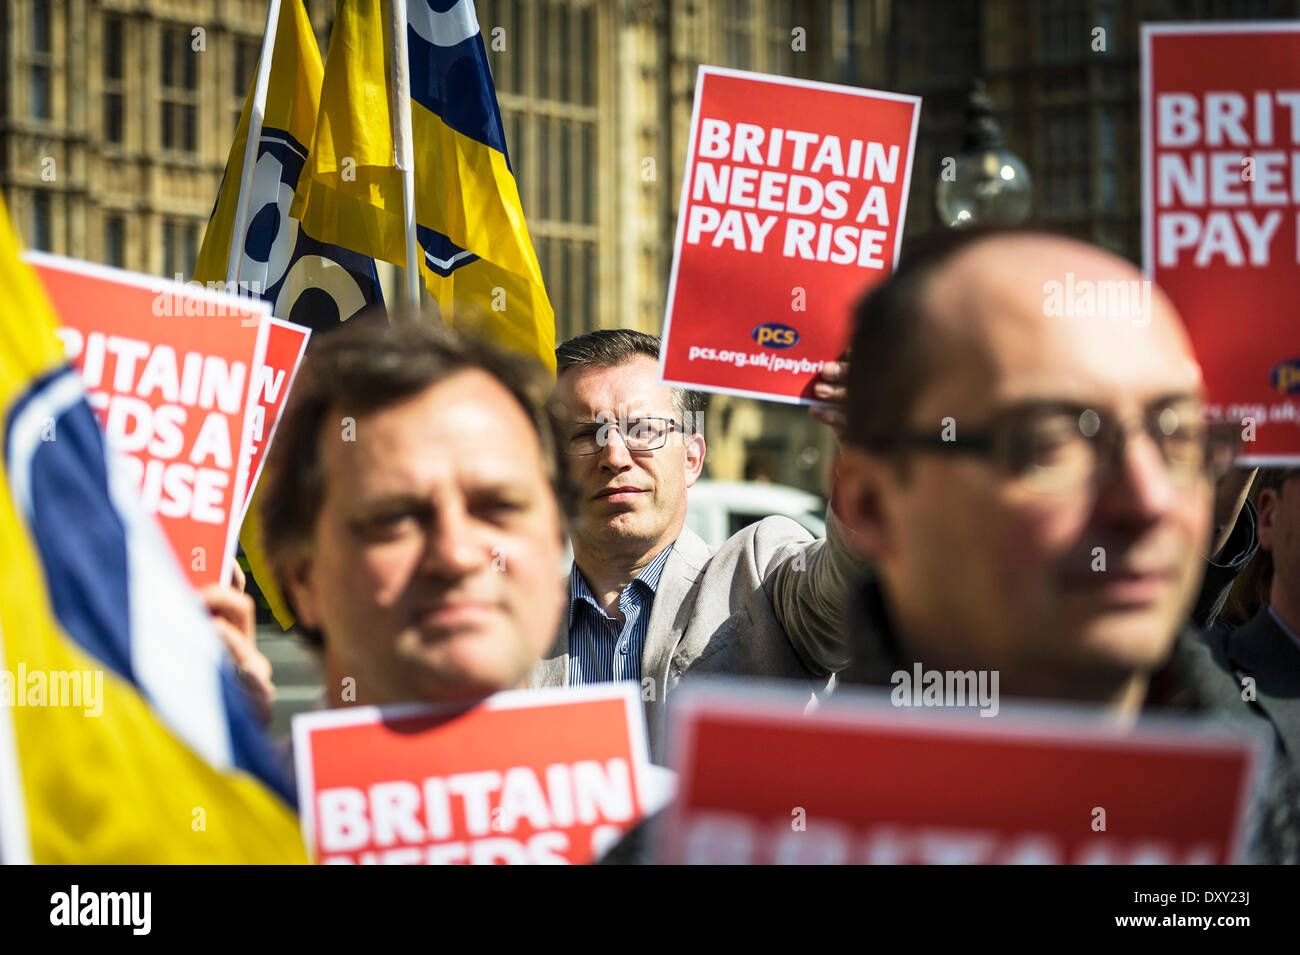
[5,0,1295,492]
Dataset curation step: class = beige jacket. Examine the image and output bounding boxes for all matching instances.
[531,512,870,762]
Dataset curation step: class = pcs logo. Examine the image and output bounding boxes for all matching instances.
[1272,359,1300,395]
[752,323,799,349]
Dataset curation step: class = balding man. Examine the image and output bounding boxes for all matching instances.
[836,226,1245,711]
[836,225,1254,708]
[833,225,1296,860]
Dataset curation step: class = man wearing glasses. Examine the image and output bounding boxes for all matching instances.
[836,225,1252,716]
[535,329,868,761]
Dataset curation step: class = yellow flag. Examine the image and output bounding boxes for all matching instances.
[195,0,385,629]
[0,190,306,863]
[293,0,555,372]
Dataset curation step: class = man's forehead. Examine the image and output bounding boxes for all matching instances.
[940,232,1145,281]
[322,371,544,476]
[927,233,1160,321]
[915,234,1201,410]
[558,359,675,415]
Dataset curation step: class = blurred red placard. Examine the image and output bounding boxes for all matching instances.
[238,316,309,522]
[293,685,654,865]
[1143,22,1300,463]
[659,683,1265,864]
[28,252,270,588]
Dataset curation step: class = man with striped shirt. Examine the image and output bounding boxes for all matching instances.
[567,542,675,686]
[531,330,868,761]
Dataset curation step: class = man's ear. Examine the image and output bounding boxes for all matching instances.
[283,552,322,631]
[1258,488,1279,552]
[683,432,706,488]
[833,446,897,562]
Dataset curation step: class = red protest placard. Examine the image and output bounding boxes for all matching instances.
[292,686,654,865]
[659,684,1265,864]
[660,66,920,404]
[1143,23,1300,464]
[27,252,270,589]
[238,316,310,522]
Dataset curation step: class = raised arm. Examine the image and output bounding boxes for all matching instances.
[764,360,871,674]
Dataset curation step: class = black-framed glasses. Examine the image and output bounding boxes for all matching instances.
[870,400,1239,494]
[565,416,681,455]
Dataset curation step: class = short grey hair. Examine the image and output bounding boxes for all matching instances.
[555,329,706,433]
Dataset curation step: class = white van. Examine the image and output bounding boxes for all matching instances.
[685,480,827,547]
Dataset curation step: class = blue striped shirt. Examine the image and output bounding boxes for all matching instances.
[568,545,674,686]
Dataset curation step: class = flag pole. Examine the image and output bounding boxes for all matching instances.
[227,0,283,289]
[387,0,422,307]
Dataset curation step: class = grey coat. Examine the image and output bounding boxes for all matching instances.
[531,511,870,762]
[1181,607,1300,864]
[1202,606,1300,759]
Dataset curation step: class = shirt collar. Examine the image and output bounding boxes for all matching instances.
[569,543,674,628]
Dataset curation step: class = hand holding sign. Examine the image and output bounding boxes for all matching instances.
[200,563,275,727]
[808,359,848,439]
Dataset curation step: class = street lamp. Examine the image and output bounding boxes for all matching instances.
[935,80,1033,227]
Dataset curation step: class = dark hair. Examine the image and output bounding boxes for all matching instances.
[843,223,1068,454]
[555,328,707,432]
[260,308,573,645]
[1219,468,1296,627]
